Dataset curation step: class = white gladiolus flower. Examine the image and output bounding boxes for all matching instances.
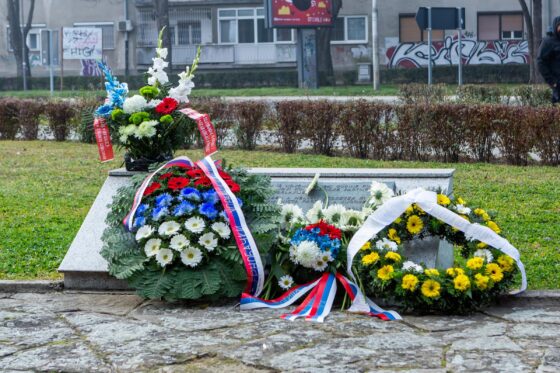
[368,181,394,208]
[147,68,169,86]
[456,204,472,215]
[152,57,168,71]
[135,120,158,139]
[146,99,162,108]
[402,260,424,273]
[168,78,195,103]
[135,225,154,241]
[323,204,347,225]
[156,248,173,267]
[184,217,205,234]
[180,246,202,267]
[375,238,398,252]
[305,173,320,195]
[306,200,324,223]
[211,222,231,239]
[474,249,494,263]
[170,234,189,251]
[156,47,168,59]
[280,204,304,226]
[158,220,181,237]
[199,232,218,252]
[144,238,162,257]
[294,241,321,268]
[123,95,147,114]
[278,275,294,290]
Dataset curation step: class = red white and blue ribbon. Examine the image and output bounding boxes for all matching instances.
[197,156,265,296]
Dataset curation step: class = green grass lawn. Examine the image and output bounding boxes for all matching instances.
[1,141,559,289]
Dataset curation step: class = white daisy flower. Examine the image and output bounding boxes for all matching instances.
[306,200,325,223]
[135,225,154,241]
[402,260,424,273]
[278,275,294,290]
[211,222,231,239]
[339,210,365,231]
[312,258,328,272]
[198,232,218,252]
[319,251,334,264]
[144,238,162,257]
[184,217,205,234]
[180,246,203,267]
[156,248,174,267]
[474,249,494,263]
[169,234,189,251]
[456,204,472,215]
[305,173,320,195]
[158,221,181,237]
[375,238,398,252]
[368,181,394,208]
[294,241,321,268]
[323,204,347,225]
[122,94,147,114]
[280,204,304,227]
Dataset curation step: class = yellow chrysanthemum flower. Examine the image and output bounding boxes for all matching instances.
[474,208,484,216]
[437,194,451,206]
[394,217,402,224]
[384,252,402,262]
[457,197,466,205]
[406,215,424,235]
[388,228,401,244]
[497,255,515,273]
[466,257,484,271]
[415,204,426,215]
[361,242,372,251]
[453,274,471,292]
[362,252,380,266]
[421,279,441,298]
[477,242,488,249]
[405,206,414,215]
[425,268,440,277]
[487,221,501,234]
[446,267,465,277]
[474,273,490,290]
[377,265,394,281]
[401,274,419,291]
[482,212,490,222]
[486,263,504,282]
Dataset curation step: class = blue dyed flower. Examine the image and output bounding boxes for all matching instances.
[180,187,201,201]
[203,190,219,204]
[134,216,146,228]
[173,200,196,217]
[152,205,169,221]
[136,204,149,215]
[199,202,219,220]
[95,104,113,117]
[155,193,173,207]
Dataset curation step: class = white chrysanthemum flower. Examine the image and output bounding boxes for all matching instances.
[135,225,154,241]
[305,173,320,195]
[474,249,494,263]
[185,217,205,234]
[456,204,472,215]
[339,209,365,231]
[169,234,189,251]
[158,220,181,237]
[199,232,218,252]
[402,260,424,273]
[156,47,168,59]
[180,246,202,267]
[375,238,398,252]
[280,204,304,227]
[294,241,321,268]
[144,238,161,257]
[146,99,162,108]
[156,248,173,267]
[211,222,231,239]
[123,94,147,114]
[289,244,298,263]
[306,200,325,223]
[323,204,347,225]
[368,181,394,208]
[135,120,158,139]
[278,275,294,290]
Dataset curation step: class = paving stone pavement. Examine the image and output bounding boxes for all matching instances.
[1,291,559,372]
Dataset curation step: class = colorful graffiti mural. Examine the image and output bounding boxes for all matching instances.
[80,59,102,76]
[385,36,529,68]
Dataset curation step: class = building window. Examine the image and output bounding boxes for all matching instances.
[478,13,524,41]
[331,16,368,43]
[73,22,115,49]
[177,21,201,45]
[398,14,444,43]
[218,7,293,44]
[6,26,44,52]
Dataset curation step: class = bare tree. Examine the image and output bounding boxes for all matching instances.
[519,0,543,83]
[153,0,172,71]
[316,0,342,86]
[7,0,36,88]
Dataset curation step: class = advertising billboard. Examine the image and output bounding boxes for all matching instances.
[268,0,334,28]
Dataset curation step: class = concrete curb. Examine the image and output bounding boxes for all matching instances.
[0,280,64,293]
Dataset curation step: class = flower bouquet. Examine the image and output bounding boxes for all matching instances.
[96,29,199,171]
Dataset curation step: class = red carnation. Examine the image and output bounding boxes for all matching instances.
[158,172,173,180]
[218,170,232,180]
[305,221,341,240]
[155,97,178,115]
[226,180,240,193]
[143,182,161,196]
[187,169,205,179]
[167,177,190,190]
[194,177,212,187]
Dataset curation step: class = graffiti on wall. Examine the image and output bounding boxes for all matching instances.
[385,36,529,68]
[80,59,102,77]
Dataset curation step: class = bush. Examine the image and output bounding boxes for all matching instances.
[425,104,468,162]
[532,107,560,165]
[191,97,234,148]
[457,85,505,104]
[300,100,341,156]
[493,105,534,165]
[232,101,268,150]
[463,105,499,163]
[398,83,447,105]
[512,85,552,107]
[0,98,20,139]
[18,99,44,140]
[44,100,76,141]
[275,101,306,153]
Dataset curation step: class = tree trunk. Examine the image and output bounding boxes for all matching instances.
[153,0,172,71]
[22,0,35,89]
[7,0,35,88]
[532,0,544,83]
[316,0,342,86]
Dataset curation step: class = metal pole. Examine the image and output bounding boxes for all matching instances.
[20,0,27,91]
[49,30,54,95]
[427,7,432,85]
[124,0,129,77]
[457,8,463,86]
[371,0,380,90]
